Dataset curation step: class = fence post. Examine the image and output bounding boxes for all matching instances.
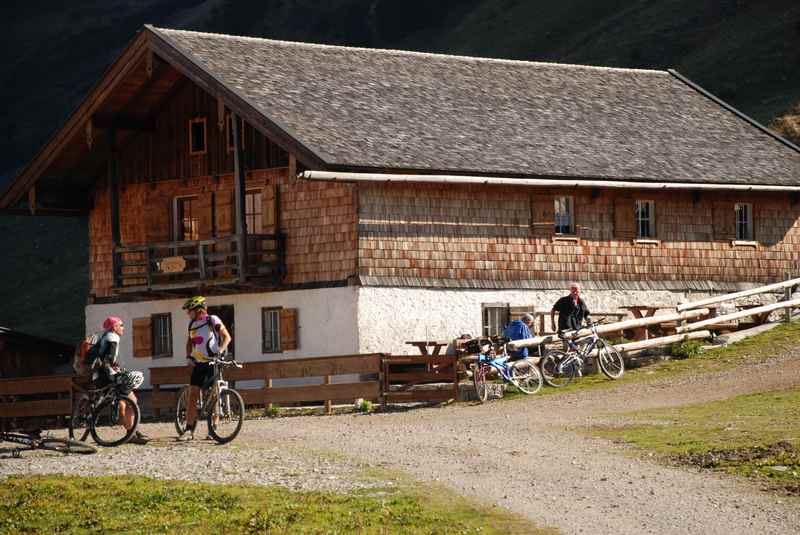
[785,285,792,324]
[324,375,332,415]
[264,377,273,416]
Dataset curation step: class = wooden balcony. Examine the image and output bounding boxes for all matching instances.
[113,233,285,294]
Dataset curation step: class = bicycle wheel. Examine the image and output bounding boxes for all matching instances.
[174,386,190,436]
[472,363,489,403]
[597,339,625,379]
[509,359,543,395]
[540,350,577,388]
[207,388,244,444]
[90,397,140,447]
[40,438,97,455]
[69,395,92,442]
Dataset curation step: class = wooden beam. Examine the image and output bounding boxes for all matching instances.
[0,208,88,217]
[676,298,800,333]
[676,277,800,311]
[233,112,248,282]
[508,308,709,349]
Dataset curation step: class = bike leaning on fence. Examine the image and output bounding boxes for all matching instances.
[540,319,625,388]
[470,336,543,403]
[69,374,143,447]
[174,354,245,444]
[1,430,96,457]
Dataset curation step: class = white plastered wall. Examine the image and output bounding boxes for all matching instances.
[355,286,739,355]
[85,286,359,388]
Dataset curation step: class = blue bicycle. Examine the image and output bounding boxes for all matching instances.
[469,336,543,403]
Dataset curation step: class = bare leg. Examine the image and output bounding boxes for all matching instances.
[122,392,137,430]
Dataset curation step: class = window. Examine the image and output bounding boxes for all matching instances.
[246,190,263,234]
[635,200,656,238]
[482,304,509,337]
[735,203,753,241]
[175,196,199,241]
[554,196,574,235]
[189,117,207,155]
[152,313,172,359]
[226,114,246,152]
[262,307,281,353]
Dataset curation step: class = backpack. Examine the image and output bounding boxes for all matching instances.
[73,333,102,376]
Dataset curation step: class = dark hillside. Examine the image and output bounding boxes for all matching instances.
[2,0,799,341]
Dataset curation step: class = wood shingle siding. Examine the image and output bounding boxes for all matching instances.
[357,183,800,286]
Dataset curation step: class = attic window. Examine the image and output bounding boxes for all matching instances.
[189,117,207,155]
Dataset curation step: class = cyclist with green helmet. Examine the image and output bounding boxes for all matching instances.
[181,296,232,438]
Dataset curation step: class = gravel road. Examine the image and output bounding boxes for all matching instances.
[2,351,799,534]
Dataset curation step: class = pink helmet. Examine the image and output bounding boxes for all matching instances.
[103,316,123,331]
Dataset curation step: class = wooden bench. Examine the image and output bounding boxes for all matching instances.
[0,375,74,431]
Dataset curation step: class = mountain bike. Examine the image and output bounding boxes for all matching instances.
[175,355,245,444]
[1,430,96,457]
[471,336,543,403]
[540,319,625,388]
[69,381,141,447]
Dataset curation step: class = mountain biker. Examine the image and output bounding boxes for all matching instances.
[551,282,591,334]
[94,316,149,445]
[182,296,232,439]
[503,313,534,360]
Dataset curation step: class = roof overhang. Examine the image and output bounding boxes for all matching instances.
[302,170,800,192]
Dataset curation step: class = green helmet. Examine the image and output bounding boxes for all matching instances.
[182,296,206,311]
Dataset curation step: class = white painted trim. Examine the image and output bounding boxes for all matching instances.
[552,235,579,243]
[731,240,758,248]
[302,170,800,192]
[633,238,660,245]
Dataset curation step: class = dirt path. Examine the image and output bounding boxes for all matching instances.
[241,351,800,535]
[3,352,800,534]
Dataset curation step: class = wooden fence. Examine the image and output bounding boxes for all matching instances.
[382,355,459,406]
[150,354,384,416]
[0,375,73,430]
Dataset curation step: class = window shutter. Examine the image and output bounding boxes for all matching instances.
[216,190,234,235]
[133,317,152,358]
[197,193,213,239]
[263,183,277,231]
[614,198,636,240]
[279,308,298,351]
[531,195,555,238]
[713,201,736,241]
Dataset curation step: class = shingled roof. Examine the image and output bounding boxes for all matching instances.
[149,26,800,187]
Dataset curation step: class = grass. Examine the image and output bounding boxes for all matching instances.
[591,388,800,493]
[0,475,554,535]
[496,320,800,401]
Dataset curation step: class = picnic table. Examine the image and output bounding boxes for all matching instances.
[405,341,449,356]
[620,305,675,340]
[736,304,771,325]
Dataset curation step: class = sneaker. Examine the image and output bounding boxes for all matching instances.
[129,432,150,445]
[179,422,196,440]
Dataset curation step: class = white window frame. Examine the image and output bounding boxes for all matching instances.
[481,303,509,337]
[735,203,753,241]
[635,200,656,239]
[152,313,173,359]
[554,196,575,235]
[262,307,281,354]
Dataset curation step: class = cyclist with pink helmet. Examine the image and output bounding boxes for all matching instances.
[95,316,149,445]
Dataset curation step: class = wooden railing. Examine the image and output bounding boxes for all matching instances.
[0,375,74,430]
[113,233,285,292]
[149,354,384,416]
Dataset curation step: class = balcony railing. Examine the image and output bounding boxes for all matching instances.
[113,233,285,293]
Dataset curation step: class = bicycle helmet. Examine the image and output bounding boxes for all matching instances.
[182,296,206,311]
[116,370,144,391]
[102,316,123,331]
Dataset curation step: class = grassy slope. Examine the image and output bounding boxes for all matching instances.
[0,475,553,534]
[3,1,800,342]
[593,389,800,492]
